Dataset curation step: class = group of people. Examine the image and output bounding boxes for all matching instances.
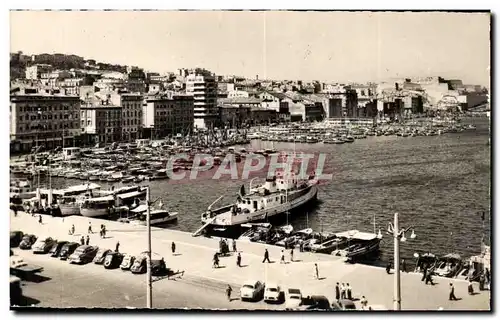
[334,282,353,300]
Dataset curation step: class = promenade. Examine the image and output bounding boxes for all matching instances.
[11,211,491,310]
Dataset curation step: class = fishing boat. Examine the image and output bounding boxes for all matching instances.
[311,237,347,254]
[130,204,179,225]
[238,223,273,242]
[331,230,382,260]
[200,171,318,234]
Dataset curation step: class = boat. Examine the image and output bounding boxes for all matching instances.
[331,230,382,260]
[414,253,438,273]
[122,176,134,183]
[238,223,273,242]
[343,136,355,143]
[311,237,347,254]
[54,183,102,216]
[200,172,318,231]
[434,253,463,278]
[130,207,179,226]
[80,195,115,217]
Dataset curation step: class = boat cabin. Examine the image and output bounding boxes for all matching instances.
[62,147,81,161]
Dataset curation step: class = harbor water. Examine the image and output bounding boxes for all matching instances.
[32,118,491,263]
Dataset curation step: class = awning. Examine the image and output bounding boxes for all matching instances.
[87,195,114,202]
[131,204,148,213]
[117,190,145,200]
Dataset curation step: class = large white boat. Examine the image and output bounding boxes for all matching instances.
[200,172,318,229]
[80,195,115,217]
[130,207,179,226]
[54,183,102,216]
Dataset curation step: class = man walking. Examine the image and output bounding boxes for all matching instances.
[38,214,43,224]
[226,285,233,302]
[171,242,176,255]
[290,248,294,262]
[335,283,340,301]
[213,253,220,268]
[262,249,271,263]
[88,222,93,234]
[280,250,285,264]
[80,236,85,245]
[401,259,407,272]
[232,240,237,252]
[314,263,319,280]
[346,283,353,300]
[341,283,346,299]
[449,283,458,300]
[236,252,242,267]
[115,241,120,253]
[85,235,90,246]
[71,224,75,235]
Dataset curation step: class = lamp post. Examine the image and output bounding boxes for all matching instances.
[146,186,152,309]
[387,212,416,311]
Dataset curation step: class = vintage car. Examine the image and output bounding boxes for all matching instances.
[32,237,57,254]
[240,280,265,302]
[49,241,68,257]
[19,235,37,250]
[331,299,356,310]
[130,252,167,275]
[264,283,283,303]
[59,242,80,260]
[120,254,135,270]
[93,248,112,264]
[104,252,124,269]
[285,288,303,309]
[68,245,99,265]
[10,231,24,248]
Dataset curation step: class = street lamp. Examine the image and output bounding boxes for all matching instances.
[386,212,416,311]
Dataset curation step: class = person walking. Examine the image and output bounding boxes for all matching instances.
[262,249,271,263]
[314,263,319,280]
[335,283,340,301]
[71,224,75,235]
[226,285,232,302]
[80,236,85,245]
[85,235,90,246]
[290,248,294,262]
[341,283,346,299]
[346,283,352,300]
[102,225,106,238]
[386,262,391,274]
[280,250,285,264]
[38,214,43,224]
[236,252,242,267]
[468,280,474,295]
[13,206,18,217]
[401,259,407,272]
[213,253,220,268]
[449,283,458,301]
[171,242,176,255]
[485,268,491,290]
[88,222,93,234]
[232,240,237,252]
[360,296,368,310]
[115,241,120,253]
[425,271,435,285]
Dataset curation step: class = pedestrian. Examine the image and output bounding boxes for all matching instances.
[115,241,120,253]
[102,225,106,238]
[280,250,285,264]
[479,273,485,291]
[360,296,368,310]
[335,282,340,301]
[236,252,241,267]
[401,259,407,272]
[425,271,434,285]
[468,280,474,295]
[13,206,18,217]
[485,268,490,288]
[262,249,271,263]
[71,224,75,235]
[449,283,458,301]
[226,285,232,302]
[171,242,176,254]
[386,262,391,274]
[38,214,43,224]
[346,283,352,300]
[314,263,319,280]
[80,236,85,245]
[86,235,90,245]
[299,241,304,252]
[341,283,346,299]
[421,265,428,281]
[213,253,220,268]
[290,248,294,262]
[232,239,237,252]
[88,222,93,234]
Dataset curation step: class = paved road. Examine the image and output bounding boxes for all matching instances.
[12,249,283,310]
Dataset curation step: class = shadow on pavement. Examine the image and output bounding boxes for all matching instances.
[25,274,52,284]
[11,296,41,308]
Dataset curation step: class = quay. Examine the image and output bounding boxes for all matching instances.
[11,211,490,310]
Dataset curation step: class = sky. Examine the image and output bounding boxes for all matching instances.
[10,11,491,86]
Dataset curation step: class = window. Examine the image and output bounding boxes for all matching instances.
[19,116,23,121]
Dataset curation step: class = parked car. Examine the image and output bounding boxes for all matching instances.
[104,252,124,269]
[264,283,283,303]
[49,241,68,257]
[93,248,112,264]
[10,276,22,306]
[68,245,99,264]
[19,235,37,250]
[299,295,332,311]
[10,231,24,248]
[120,254,135,270]
[285,288,303,309]
[32,237,57,254]
[59,242,79,260]
[130,252,168,275]
[240,280,265,302]
[331,299,356,310]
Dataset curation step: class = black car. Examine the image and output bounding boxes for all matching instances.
[32,237,57,254]
[10,231,24,248]
[59,242,79,260]
[19,235,37,250]
[103,252,124,269]
[300,295,332,311]
[49,241,68,257]
[93,248,112,264]
[68,245,99,265]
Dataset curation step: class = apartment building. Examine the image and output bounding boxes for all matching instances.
[80,97,122,146]
[185,68,218,130]
[105,92,144,141]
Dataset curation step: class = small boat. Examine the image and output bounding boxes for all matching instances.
[331,230,381,260]
[238,223,273,242]
[122,176,134,183]
[130,207,179,226]
[434,253,463,278]
[280,224,294,235]
[311,237,346,254]
[343,136,355,143]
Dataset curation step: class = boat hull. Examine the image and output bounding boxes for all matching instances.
[59,205,81,216]
[80,208,109,218]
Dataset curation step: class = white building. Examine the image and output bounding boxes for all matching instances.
[185,69,218,130]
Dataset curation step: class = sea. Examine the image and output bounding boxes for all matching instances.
[27,117,491,265]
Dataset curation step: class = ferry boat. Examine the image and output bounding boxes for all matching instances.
[200,172,318,232]
[80,195,115,217]
[54,183,102,216]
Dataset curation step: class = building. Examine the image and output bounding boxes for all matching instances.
[185,69,218,130]
[106,92,143,141]
[10,87,81,153]
[219,105,251,128]
[320,86,359,118]
[249,107,278,125]
[283,93,324,122]
[142,93,194,139]
[258,91,291,122]
[80,97,122,146]
[25,64,53,80]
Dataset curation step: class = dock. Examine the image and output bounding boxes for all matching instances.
[10,211,491,310]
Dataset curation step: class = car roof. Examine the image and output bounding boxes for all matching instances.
[243,280,260,285]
